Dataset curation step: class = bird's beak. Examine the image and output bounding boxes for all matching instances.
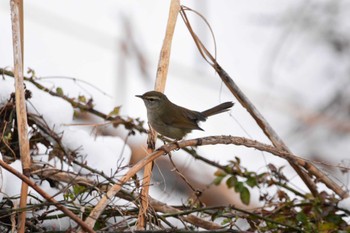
[135,95,143,99]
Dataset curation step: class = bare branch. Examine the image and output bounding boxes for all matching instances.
[179,6,349,198]
[31,163,223,230]
[0,159,95,233]
[0,68,147,135]
[83,134,348,229]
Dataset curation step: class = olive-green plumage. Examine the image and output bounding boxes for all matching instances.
[136,91,234,140]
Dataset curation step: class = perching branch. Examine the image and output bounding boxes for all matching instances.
[83,135,348,229]
[179,6,348,199]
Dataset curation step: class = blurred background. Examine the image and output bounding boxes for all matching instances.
[1,0,350,206]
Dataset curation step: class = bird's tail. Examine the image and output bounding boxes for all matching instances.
[201,102,234,117]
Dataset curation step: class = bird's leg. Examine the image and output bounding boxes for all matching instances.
[159,135,168,145]
[173,140,181,151]
[159,135,180,150]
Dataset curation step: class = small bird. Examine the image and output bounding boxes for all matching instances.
[136,91,234,140]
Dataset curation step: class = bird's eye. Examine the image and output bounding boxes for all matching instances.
[148,98,156,102]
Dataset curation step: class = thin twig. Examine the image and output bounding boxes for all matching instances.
[0,159,95,233]
[161,205,301,231]
[83,135,348,229]
[183,147,307,198]
[31,162,223,230]
[0,68,147,135]
[148,197,222,230]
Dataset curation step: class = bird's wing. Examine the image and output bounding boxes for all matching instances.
[162,107,205,130]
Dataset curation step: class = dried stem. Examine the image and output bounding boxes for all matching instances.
[31,163,223,230]
[179,7,348,198]
[181,136,348,198]
[83,134,348,229]
[137,155,152,229]
[137,0,181,229]
[0,159,95,233]
[82,149,163,230]
[0,68,147,135]
[154,0,180,92]
[10,1,31,232]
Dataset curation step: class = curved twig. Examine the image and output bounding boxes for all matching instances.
[179,6,348,199]
[83,135,348,229]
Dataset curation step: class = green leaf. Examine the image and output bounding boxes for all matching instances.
[234,181,244,192]
[221,218,231,225]
[108,106,121,117]
[296,212,307,224]
[78,95,87,103]
[56,87,64,95]
[240,187,250,205]
[246,176,258,187]
[325,214,342,225]
[73,110,79,118]
[319,222,337,231]
[214,169,227,177]
[226,176,237,188]
[213,176,224,185]
[63,192,74,201]
[73,185,86,195]
[4,132,12,141]
[27,67,36,78]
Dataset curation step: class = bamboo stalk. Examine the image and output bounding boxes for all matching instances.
[10,1,31,232]
[137,0,180,229]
